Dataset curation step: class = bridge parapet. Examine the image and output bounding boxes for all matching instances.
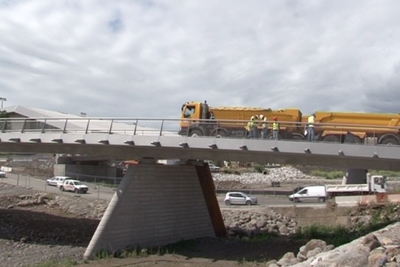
[0,117,399,171]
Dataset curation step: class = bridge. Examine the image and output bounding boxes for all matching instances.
[0,116,399,259]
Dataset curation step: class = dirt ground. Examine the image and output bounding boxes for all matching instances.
[0,182,308,267]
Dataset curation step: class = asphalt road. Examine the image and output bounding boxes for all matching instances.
[0,172,325,208]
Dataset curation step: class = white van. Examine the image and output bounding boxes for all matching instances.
[288,186,326,203]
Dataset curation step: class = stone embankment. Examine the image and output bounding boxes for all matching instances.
[267,223,400,267]
[213,166,319,185]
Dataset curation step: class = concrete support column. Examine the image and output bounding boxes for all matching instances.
[84,161,225,259]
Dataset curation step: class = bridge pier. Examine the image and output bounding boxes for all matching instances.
[84,160,225,259]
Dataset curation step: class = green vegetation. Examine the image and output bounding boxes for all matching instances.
[309,170,344,180]
[370,170,400,177]
[254,164,265,173]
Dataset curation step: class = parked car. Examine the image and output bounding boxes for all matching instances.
[46,176,73,188]
[288,185,326,203]
[0,170,6,178]
[59,179,88,194]
[224,192,258,205]
[208,163,220,172]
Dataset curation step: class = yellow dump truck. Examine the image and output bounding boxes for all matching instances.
[308,111,400,145]
[180,101,400,145]
[179,101,304,139]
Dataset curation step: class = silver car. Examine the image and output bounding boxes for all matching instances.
[224,192,258,205]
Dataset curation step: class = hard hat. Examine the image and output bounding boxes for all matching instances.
[250,116,254,120]
[254,115,258,119]
[260,115,264,119]
[273,116,277,120]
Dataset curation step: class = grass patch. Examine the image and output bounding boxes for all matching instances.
[294,224,357,247]
[254,165,265,173]
[369,170,400,177]
[309,170,344,180]
[248,232,279,242]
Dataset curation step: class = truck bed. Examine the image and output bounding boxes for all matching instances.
[325,184,369,193]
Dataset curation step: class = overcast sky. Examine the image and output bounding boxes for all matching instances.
[1,0,400,119]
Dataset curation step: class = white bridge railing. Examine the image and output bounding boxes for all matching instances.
[0,117,399,146]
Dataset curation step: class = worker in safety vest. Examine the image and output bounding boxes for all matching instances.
[245,116,254,139]
[246,115,259,139]
[307,113,316,142]
[259,114,268,139]
[272,116,279,140]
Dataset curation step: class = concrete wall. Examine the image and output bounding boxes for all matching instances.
[84,162,216,259]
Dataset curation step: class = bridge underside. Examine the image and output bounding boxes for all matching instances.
[83,160,226,259]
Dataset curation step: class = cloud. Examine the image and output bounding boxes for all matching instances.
[1,0,400,119]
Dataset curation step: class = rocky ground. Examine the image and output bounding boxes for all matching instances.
[1,165,400,266]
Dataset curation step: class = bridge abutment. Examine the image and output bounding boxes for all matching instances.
[84,160,225,259]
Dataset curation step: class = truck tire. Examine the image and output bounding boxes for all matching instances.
[318,197,326,203]
[380,137,398,146]
[60,186,64,192]
[211,129,227,138]
[189,129,203,137]
[323,135,340,143]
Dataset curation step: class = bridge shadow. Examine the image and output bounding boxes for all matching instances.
[0,207,308,263]
[0,208,99,247]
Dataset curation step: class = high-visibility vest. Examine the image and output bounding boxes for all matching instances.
[308,116,315,128]
[245,121,252,131]
[252,119,258,127]
[261,118,268,128]
[272,122,279,130]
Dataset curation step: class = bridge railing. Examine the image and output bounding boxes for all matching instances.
[0,117,399,145]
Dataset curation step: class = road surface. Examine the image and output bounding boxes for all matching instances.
[0,172,326,207]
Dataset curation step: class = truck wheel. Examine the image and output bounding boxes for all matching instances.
[74,188,79,194]
[323,135,340,143]
[60,186,64,192]
[212,130,227,138]
[189,129,203,137]
[318,197,326,203]
[294,198,300,203]
[381,137,398,146]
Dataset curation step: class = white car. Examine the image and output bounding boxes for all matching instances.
[208,163,220,172]
[46,176,73,188]
[59,179,88,194]
[224,192,258,205]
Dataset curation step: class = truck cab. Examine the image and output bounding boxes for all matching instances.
[179,101,218,137]
[370,174,387,193]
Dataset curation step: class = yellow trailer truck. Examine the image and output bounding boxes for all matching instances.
[309,111,400,145]
[179,101,304,139]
